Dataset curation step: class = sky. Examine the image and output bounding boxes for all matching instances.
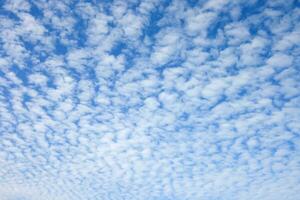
[0,0,300,199]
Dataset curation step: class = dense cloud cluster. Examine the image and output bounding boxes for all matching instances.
[0,0,300,199]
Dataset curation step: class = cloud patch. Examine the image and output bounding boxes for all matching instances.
[0,0,300,200]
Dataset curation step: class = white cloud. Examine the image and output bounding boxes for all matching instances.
[3,0,31,13]
[225,22,250,45]
[185,11,217,36]
[0,0,299,200]
[28,73,48,86]
[267,53,293,68]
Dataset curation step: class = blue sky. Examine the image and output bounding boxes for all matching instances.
[0,0,300,199]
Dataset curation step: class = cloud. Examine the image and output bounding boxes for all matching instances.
[0,0,299,200]
[267,53,293,68]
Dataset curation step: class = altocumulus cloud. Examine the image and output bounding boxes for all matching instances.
[0,0,300,200]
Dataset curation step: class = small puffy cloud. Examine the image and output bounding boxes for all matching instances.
[225,22,250,45]
[267,53,293,68]
[185,11,217,36]
[119,11,145,37]
[28,73,48,86]
[3,0,31,13]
